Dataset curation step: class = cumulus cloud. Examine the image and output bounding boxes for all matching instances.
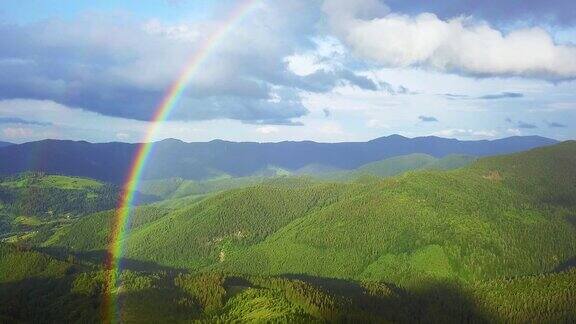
[418,115,438,122]
[322,0,576,80]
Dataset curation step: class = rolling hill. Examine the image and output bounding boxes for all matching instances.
[3,141,576,322]
[0,141,12,148]
[137,153,476,200]
[43,141,576,287]
[0,135,557,182]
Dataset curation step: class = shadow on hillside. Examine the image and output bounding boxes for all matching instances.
[37,247,186,273]
[566,214,576,228]
[280,273,494,323]
[0,276,200,323]
[0,276,100,323]
[553,256,576,273]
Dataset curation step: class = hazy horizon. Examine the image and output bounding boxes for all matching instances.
[0,133,566,145]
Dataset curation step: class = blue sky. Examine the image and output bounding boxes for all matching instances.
[0,0,575,143]
[0,0,219,23]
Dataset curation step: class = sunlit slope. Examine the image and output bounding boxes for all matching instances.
[122,180,353,269]
[323,153,476,180]
[44,142,576,286]
[138,153,476,200]
[355,153,436,175]
[214,141,576,284]
[0,173,125,244]
[467,140,576,207]
[44,206,171,252]
[139,176,265,200]
[425,154,477,170]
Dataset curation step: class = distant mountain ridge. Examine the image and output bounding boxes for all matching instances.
[0,141,12,148]
[0,135,558,182]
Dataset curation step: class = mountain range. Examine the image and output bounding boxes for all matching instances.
[0,135,557,183]
[0,141,12,148]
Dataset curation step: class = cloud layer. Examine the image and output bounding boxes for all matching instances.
[0,1,377,125]
[385,0,576,26]
[323,0,576,80]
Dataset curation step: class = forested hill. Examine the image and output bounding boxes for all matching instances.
[0,141,12,148]
[0,135,557,182]
[3,141,576,322]
[44,141,576,284]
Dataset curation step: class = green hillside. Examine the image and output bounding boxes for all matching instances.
[426,154,477,170]
[139,176,265,200]
[354,153,437,176]
[137,153,475,202]
[44,206,171,254]
[124,180,350,269]
[293,163,344,175]
[41,142,576,287]
[314,153,476,180]
[3,142,576,322]
[0,173,123,245]
[0,172,118,219]
[2,241,575,322]
[216,143,575,284]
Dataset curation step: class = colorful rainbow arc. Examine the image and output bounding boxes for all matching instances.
[102,1,260,322]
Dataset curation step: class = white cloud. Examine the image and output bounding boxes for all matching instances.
[322,0,576,79]
[285,37,346,76]
[366,119,390,128]
[255,126,280,134]
[116,132,131,141]
[319,121,344,135]
[506,128,522,136]
[541,102,576,112]
[2,127,34,139]
[432,128,498,139]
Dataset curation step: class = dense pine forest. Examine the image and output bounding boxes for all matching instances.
[1,142,575,322]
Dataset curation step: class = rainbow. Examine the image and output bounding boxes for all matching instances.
[102,1,260,322]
